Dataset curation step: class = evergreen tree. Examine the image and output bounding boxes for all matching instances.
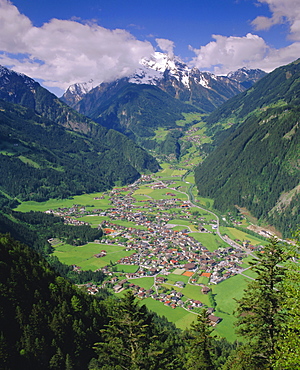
[226,237,287,370]
[94,291,166,370]
[273,234,300,369]
[185,309,215,370]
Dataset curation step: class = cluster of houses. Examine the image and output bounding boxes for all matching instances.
[99,216,250,285]
[99,275,222,325]
[46,175,262,327]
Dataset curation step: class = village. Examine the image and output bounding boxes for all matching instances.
[45,175,264,326]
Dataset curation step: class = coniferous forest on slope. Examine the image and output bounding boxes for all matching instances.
[1,56,300,369]
[1,232,300,369]
[195,59,300,237]
[0,98,159,202]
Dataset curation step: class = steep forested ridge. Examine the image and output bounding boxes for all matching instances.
[0,66,160,202]
[195,59,300,236]
[0,98,159,201]
[72,81,198,143]
[0,233,107,369]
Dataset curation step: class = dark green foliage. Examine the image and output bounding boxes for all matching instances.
[0,98,159,201]
[73,81,198,142]
[0,233,106,369]
[9,210,103,246]
[184,310,215,370]
[0,211,105,284]
[159,130,182,159]
[195,59,300,236]
[273,237,300,370]
[94,291,183,370]
[228,238,287,369]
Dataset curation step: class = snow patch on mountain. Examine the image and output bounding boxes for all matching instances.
[129,52,198,89]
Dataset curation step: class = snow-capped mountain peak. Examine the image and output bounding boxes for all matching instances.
[129,52,193,88]
[61,80,94,105]
[227,67,267,86]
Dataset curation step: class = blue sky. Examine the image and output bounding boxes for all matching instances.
[1,0,300,95]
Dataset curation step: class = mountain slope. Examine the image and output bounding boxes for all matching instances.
[71,81,198,141]
[62,53,266,114]
[194,59,300,237]
[0,233,106,369]
[0,66,160,201]
[0,99,159,201]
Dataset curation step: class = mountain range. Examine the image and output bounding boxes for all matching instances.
[61,53,266,150]
[62,52,266,112]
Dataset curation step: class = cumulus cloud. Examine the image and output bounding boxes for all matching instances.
[155,38,175,57]
[190,33,270,74]
[252,0,300,40]
[190,0,300,74]
[0,0,154,91]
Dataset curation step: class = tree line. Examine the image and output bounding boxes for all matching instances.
[1,231,299,369]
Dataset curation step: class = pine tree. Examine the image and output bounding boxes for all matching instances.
[185,309,215,370]
[273,234,300,369]
[94,291,164,370]
[228,237,287,369]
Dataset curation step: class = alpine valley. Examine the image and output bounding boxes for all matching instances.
[1,53,300,370]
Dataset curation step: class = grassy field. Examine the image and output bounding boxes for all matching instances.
[181,284,210,306]
[165,273,191,284]
[115,264,139,273]
[14,192,112,212]
[142,297,198,329]
[75,215,107,227]
[194,196,214,209]
[128,277,155,290]
[167,219,192,226]
[53,242,135,270]
[221,227,268,246]
[189,232,228,251]
[199,274,253,341]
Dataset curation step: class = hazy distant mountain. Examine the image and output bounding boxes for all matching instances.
[194,59,300,237]
[227,67,267,89]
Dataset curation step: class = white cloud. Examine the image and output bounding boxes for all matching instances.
[0,0,154,91]
[252,0,300,40]
[190,0,300,74]
[155,38,175,57]
[190,33,270,74]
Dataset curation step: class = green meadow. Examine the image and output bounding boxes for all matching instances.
[220,226,268,246]
[128,277,155,290]
[53,242,135,270]
[142,297,198,330]
[115,264,139,273]
[165,273,191,284]
[14,192,112,212]
[189,232,228,251]
[75,215,107,227]
[168,219,191,226]
[210,273,253,341]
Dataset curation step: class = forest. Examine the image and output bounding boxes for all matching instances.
[0,210,105,285]
[195,59,300,237]
[1,233,299,369]
[0,99,159,202]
